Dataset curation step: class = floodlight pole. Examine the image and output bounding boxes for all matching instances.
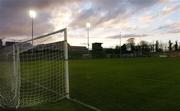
[29,10,36,45]
[32,18,34,45]
[87,27,90,54]
[86,23,91,54]
[119,32,122,57]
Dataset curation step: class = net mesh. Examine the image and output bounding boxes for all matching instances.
[0,29,67,108]
[19,32,66,107]
[0,45,19,108]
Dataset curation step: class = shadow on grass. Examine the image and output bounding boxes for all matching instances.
[0,99,93,111]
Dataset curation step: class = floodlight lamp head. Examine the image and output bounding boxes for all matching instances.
[86,22,91,28]
[29,10,37,19]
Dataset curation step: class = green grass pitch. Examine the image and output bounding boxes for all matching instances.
[3,57,180,111]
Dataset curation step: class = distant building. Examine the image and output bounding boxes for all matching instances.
[104,48,116,58]
[69,46,88,59]
[5,41,19,46]
[0,39,2,47]
[34,41,66,51]
[92,43,104,58]
[19,43,33,52]
[70,46,87,52]
[30,41,88,59]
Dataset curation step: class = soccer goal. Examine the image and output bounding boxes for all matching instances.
[0,28,69,108]
[0,28,100,111]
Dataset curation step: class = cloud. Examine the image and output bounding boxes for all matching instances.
[139,15,155,23]
[122,34,148,38]
[70,0,162,27]
[162,4,180,15]
[138,3,180,25]
[0,0,81,38]
[107,33,148,39]
[157,22,180,33]
[0,0,179,43]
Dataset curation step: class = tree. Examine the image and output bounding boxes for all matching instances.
[168,40,173,52]
[140,41,148,47]
[115,45,120,55]
[127,38,135,45]
[140,40,150,56]
[127,38,135,52]
[174,41,178,51]
[121,44,127,53]
[155,41,159,52]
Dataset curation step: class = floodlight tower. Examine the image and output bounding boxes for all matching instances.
[29,10,37,45]
[86,22,91,54]
[119,32,122,57]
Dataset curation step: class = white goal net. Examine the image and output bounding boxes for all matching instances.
[0,28,69,108]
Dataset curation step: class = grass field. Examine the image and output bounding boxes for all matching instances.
[69,58,180,111]
[2,57,180,111]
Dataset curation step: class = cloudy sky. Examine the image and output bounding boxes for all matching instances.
[0,0,180,48]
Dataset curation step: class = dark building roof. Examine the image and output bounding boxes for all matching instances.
[92,42,103,50]
[92,42,103,45]
[1,40,88,55]
[0,39,2,47]
[5,41,19,46]
[32,41,87,52]
[34,41,66,51]
[70,46,88,52]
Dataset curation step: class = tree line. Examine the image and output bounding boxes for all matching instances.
[100,38,180,58]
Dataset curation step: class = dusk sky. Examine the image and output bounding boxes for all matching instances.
[0,0,180,48]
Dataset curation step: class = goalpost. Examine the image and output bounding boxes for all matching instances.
[0,28,100,110]
[0,28,69,108]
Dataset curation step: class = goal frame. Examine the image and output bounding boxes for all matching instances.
[13,28,70,108]
[1,28,100,111]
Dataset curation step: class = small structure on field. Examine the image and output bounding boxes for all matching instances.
[92,43,104,58]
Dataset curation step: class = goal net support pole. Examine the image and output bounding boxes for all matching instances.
[64,28,100,111]
[64,28,70,99]
[63,29,101,111]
